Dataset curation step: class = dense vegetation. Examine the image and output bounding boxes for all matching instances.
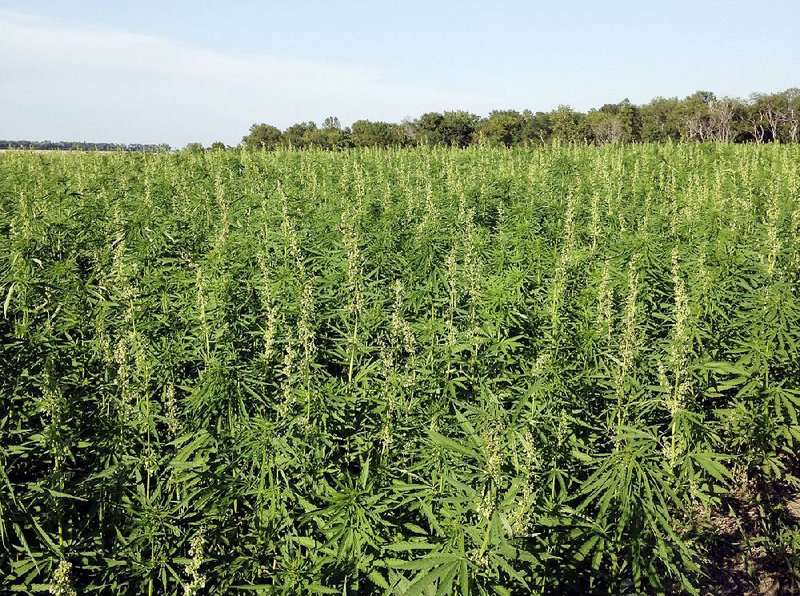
[0,141,170,152]
[4,88,798,152]
[1,145,799,594]
[242,88,800,150]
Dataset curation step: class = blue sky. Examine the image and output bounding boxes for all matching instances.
[1,1,798,147]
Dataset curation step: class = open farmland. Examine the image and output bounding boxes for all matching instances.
[1,144,799,594]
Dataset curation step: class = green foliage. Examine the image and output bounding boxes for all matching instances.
[241,87,800,149]
[242,123,282,150]
[183,142,205,153]
[550,105,590,143]
[1,144,799,594]
[415,112,446,146]
[350,120,408,147]
[475,110,526,146]
[639,97,684,142]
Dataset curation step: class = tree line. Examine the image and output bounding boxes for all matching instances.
[241,88,800,149]
[0,140,171,152]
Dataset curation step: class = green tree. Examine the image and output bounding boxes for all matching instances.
[586,109,623,144]
[680,91,715,141]
[414,112,445,146]
[242,123,282,149]
[475,110,525,146]
[616,99,642,141]
[785,88,800,142]
[183,142,205,153]
[281,121,318,148]
[306,121,350,149]
[299,117,349,149]
[521,110,552,144]
[350,120,407,147]
[322,116,342,131]
[440,111,480,147]
[586,99,641,143]
[640,97,683,142]
[749,90,798,142]
[551,105,589,142]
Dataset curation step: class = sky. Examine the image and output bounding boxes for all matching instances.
[1,1,798,148]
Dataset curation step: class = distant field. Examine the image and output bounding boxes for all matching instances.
[1,145,798,594]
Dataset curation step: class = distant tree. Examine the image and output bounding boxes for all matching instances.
[414,112,445,146]
[440,111,480,147]
[586,99,641,143]
[707,98,743,143]
[586,109,624,144]
[742,99,768,143]
[282,121,317,148]
[242,123,282,150]
[183,142,205,153]
[681,91,716,141]
[690,90,717,104]
[0,139,168,151]
[639,97,683,142]
[521,110,552,144]
[210,141,227,150]
[305,126,350,149]
[475,110,525,146]
[749,91,796,142]
[350,120,408,147]
[322,116,342,130]
[400,118,418,144]
[306,116,350,149]
[551,105,589,142]
[616,99,642,142]
[238,86,800,150]
[785,88,800,142]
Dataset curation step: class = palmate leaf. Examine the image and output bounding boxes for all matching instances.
[429,431,479,461]
[686,451,732,485]
[389,553,462,571]
[384,541,438,553]
[394,557,462,596]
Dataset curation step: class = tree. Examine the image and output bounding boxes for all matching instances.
[521,110,552,144]
[681,91,716,141]
[411,111,478,147]
[306,121,350,149]
[639,97,683,142]
[551,105,589,142]
[440,111,480,147]
[749,93,780,142]
[586,109,625,144]
[242,123,282,150]
[350,120,408,147]
[183,142,205,153]
[475,110,525,146]
[584,100,642,144]
[210,141,227,150]
[616,99,642,142]
[322,116,342,131]
[414,112,445,146]
[785,88,800,142]
[749,90,800,142]
[707,98,743,143]
[744,101,767,143]
[281,121,317,148]
[239,86,800,151]
[400,118,418,144]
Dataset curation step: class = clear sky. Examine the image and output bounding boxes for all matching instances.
[1,1,798,148]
